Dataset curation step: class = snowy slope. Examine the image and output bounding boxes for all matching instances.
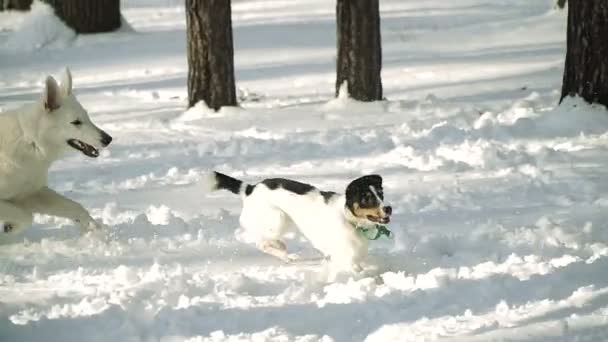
[3,1,608,341]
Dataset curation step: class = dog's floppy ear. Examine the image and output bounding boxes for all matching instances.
[43,76,61,112]
[60,67,72,96]
[349,174,382,189]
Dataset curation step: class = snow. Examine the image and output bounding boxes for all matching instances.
[2,0,608,341]
[2,1,75,51]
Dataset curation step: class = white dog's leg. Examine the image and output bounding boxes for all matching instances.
[0,200,33,234]
[16,187,100,232]
[257,239,296,263]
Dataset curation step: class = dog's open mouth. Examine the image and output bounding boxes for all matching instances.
[68,139,99,158]
[367,215,390,224]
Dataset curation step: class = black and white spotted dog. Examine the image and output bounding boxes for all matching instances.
[204,172,392,272]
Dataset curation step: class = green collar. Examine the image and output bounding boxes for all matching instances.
[354,224,393,240]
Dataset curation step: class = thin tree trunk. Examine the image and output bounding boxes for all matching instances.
[561,0,608,107]
[335,0,383,101]
[186,0,237,110]
[3,0,32,10]
[43,0,121,34]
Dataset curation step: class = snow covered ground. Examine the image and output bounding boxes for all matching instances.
[2,0,608,341]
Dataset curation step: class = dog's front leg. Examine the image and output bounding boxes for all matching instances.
[16,187,100,232]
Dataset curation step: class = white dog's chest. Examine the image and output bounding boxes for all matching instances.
[0,158,49,200]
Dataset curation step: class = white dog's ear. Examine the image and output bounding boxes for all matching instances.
[43,76,61,112]
[60,67,72,96]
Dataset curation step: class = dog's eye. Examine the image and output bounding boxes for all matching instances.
[71,120,82,126]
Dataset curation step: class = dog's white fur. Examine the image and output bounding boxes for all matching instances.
[205,173,388,272]
[0,68,109,234]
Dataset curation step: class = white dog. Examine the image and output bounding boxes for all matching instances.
[205,172,392,272]
[0,68,112,235]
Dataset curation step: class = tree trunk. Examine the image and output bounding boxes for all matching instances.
[561,0,608,107]
[335,0,383,101]
[43,0,121,34]
[2,0,32,11]
[186,0,237,110]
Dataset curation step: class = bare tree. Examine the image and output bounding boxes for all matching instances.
[43,0,121,33]
[335,0,383,101]
[561,0,608,107]
[185,0,237,110]
[1,0,32,11]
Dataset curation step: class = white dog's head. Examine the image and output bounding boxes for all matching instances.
[36,68,112,158]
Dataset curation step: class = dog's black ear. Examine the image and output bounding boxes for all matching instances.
[365,174,382,187]
[345,174,383,206]
[351,174,382,188]
[346,174,383,190]
[43,76,61,112]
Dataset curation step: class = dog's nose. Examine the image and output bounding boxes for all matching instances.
[100,131,112,147]
[383,206,392,216]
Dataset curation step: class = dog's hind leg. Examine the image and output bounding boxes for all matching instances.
[240,202,297,262]
[15,187,100,232]
[0,200,33,234]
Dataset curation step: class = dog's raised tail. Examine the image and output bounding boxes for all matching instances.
[201,171,253,196]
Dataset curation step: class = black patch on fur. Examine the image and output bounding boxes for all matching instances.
[320,191,337,203]
[3,223,13,233]
[214,172,243,195]
[345,174,383,211]
[261,178,316,195]
[245,184,255,196]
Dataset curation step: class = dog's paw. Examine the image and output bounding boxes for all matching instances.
[77,217,104,232]
[88,220,104,230]
[83,228,112,243]
[3,223,14,233]
[2,222,27,234]
[285,253,300,263]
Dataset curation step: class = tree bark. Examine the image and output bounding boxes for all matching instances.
[186,0,237,110]
[43,0,121,34]
[561,0,608,107]
[2,0,32,11]
[335,0,383,101]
